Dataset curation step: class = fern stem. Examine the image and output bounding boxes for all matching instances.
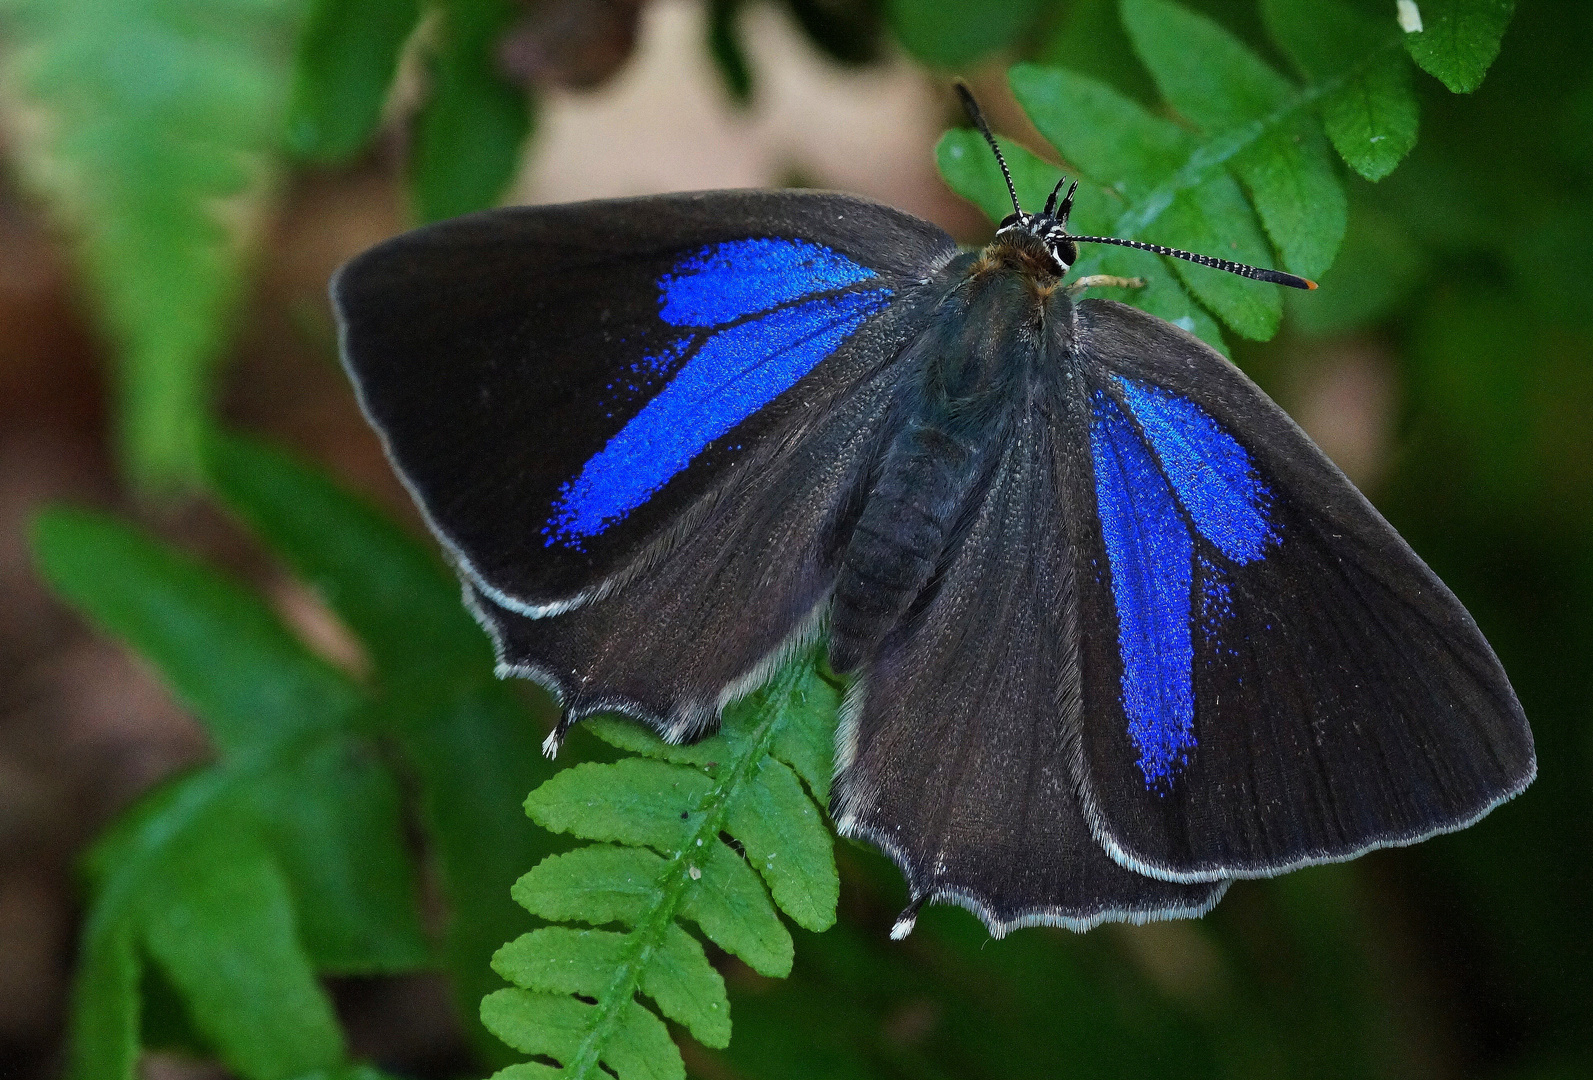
[563,662,808,1077]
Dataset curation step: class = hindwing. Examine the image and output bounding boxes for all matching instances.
[1062,299,1535,882]
[833,401,1228,934]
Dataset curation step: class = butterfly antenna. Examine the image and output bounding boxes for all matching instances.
[1067,235,1318,290]
[954,83,1023,218]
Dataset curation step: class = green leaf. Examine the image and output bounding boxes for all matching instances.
[933,130,1069,225]
[1262,0,1418,182]
[411,0,533,222]
[40,439,576,1077]
[31,507,360,755]
[298,1067,412,1080]
[37,476,529,1075]
[1037,0,1155,106]
[681,841,793,977]
[482,990,685,1080]
[1403,0,1515,94]
[494,926,731,1048]
[768,667,842,803]
[286,0,421,161]
[585,715,734,766]
[725,757,837,932]
[491,1066,565,1080]
[250,740,428,974]
[1008,61,1182,189]
[137,827,344,1080]
[526,759,714,852]
[584,657,839,789]
[1318,55,1418,182]
[637,925,733,1048]
[68,920,140,1080]
[138,953,209,1056]
[67,752,396,1080]
[1263,0,1385,77]
[203,432,487,677]
[1239,120,1345,278]
[1120,0,1346,280]
[515,841,790,975]
[0,0,300,483]
[494,650,832,1074]
[1005,63,1281,338]
[1155,170,1283,339]
[513,845,667,925]
[527,740,835,927]
[397,689,558,1067]
[204,431,558,1065]
[885,0,1047,67]
[1121,0,1289,127]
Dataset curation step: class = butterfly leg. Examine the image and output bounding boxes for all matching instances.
[1067,274,1145,295]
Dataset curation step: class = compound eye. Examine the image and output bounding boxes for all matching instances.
[1051,238,1078,267]
[997,212,1023,230]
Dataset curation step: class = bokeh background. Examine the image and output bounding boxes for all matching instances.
[0,0,1589,1077]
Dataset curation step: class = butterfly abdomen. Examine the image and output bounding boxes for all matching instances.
[827,262,1058,674]
[830,419,982,673]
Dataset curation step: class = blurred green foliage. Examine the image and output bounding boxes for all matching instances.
[0,0,302,485]
[13,0,1593,1078]
[34,434,562,1078]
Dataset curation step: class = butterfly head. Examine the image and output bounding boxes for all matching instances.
[994,177,1081,277]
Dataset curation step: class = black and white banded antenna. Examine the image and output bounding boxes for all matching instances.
[1063,234,1316,290]
[954,83,1317,292]
[953,83,1022,220]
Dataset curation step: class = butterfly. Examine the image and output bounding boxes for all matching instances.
[333,87,1535,939]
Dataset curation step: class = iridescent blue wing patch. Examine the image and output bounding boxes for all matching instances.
[1088,378,1278,790]
[543,239,891,549]
[1068,298,1533,884]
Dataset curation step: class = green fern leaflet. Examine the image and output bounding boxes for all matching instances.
[483,650,841,1080]
[936,0,1450,349]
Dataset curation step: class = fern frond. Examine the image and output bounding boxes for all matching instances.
[483,649,841,1079]
[0,0,300,483]
[35,435,561,1079]
[936,0,1450,347]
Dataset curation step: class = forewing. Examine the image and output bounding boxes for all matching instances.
[461,308,933,739]
[833,406,1227,935]
[333,190,955,612]
[1065,299,1535,882]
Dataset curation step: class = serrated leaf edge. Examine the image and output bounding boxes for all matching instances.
[496,657,827,1078]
